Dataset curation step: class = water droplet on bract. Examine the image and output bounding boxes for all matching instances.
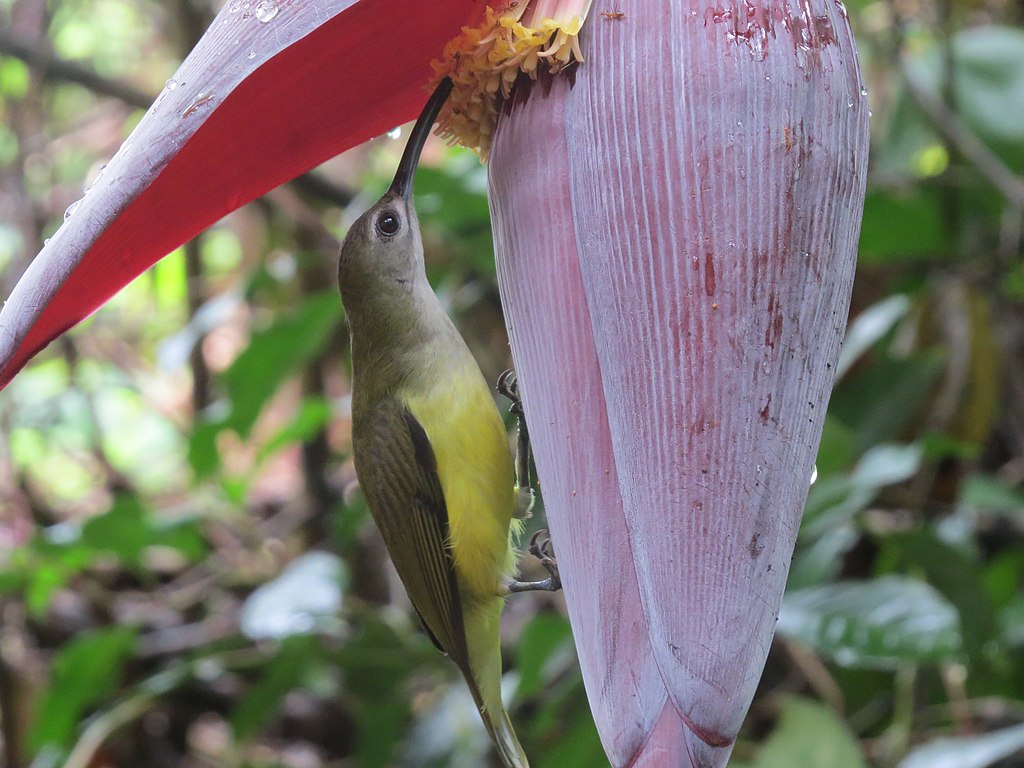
[247,45,257,60]
[764,74,771,82]
[43,238,50,246]
[64,200,81,221]
[860,85,868,97]
[810,464,818,485]
[230,0,242,11]
[165,78,178,91]
[387,126,402,140]
[181,91,215,118]
[847,97,854,108]
[867,109,873,118]
[255,1,279,22]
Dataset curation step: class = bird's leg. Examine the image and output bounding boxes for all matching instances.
[496,372,560,594]
[497,369,534,520]
[505,529,561,594]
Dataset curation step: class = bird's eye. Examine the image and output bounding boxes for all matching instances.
[375,210,401,238]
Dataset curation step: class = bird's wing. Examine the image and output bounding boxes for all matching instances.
[356,399,469,666]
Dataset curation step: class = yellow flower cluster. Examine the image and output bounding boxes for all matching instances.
[432,0,593,159]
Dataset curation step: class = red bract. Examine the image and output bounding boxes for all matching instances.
[490,1,869,765]
[0,1,870,765]
[0,0,488,388]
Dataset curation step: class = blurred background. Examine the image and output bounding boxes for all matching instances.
[0,0,1022,766]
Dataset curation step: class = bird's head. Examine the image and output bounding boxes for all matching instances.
[338,79,452,311]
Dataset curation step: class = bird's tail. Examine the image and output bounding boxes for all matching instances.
[479,698,530,768]
[460,603,530,768]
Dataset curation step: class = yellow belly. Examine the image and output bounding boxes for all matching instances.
[402,364,518,603]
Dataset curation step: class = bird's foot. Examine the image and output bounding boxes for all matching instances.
[496,369,534,499]
[506,529,561,594]
[496,369,523,417]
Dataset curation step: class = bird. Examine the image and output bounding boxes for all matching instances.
[336,77,557,768]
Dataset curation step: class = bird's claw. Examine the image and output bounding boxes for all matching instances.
[496,369,523,417]
[529,528,554,564]
[506,529,561,594]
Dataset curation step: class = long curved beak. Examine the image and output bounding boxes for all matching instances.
[388,77,453,201]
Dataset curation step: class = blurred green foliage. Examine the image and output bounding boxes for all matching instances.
[0,0,1022,766]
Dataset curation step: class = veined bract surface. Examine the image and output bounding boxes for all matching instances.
[489,1,870,765]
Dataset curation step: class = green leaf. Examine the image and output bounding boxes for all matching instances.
[898,723,1024,768]
[857,189,950,264]
[836,295,912,379]
[830,351,945,454]
[998,593,1024,648]
[950,27,1024,151]
[223,290,341,438]
[788,527,860,590]
[26,562,72,617]
[959,474,1024,520]
[232,635,321,740]
[801,444,922,538]
[815,415,858,477]
[534,704,606,768]
[338,619,420,768]
[881,531,996,660]
[188,418,223,478]
[751,697,866,768]
[79,495,157,568]
[28,626,137,753]
[895,26,1024,174]
[256,396,332,464]
[779,576,962,668]
[80,494,207,569]
[415,163,494,275]
[515,614,574,700]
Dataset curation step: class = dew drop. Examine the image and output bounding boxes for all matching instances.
[64,200,81,221]
[247,45,257,60]
[165,78,178,91]
[230,0,242,10]
[809,464,818,486]
[255,0,279,22]
[847,96,854,108]
[860,85,868,97]
[182,91,215,118]
[386,126,402,140]
[43,238,50,246]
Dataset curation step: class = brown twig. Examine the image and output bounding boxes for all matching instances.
[779,637,846,716]
[899,67,1024,212]
[184,238,211,415]
[0,624,23,768]
[0,29,356,213]
[0,28,152,108]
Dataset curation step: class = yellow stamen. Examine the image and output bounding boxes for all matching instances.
[431,0,594,159]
